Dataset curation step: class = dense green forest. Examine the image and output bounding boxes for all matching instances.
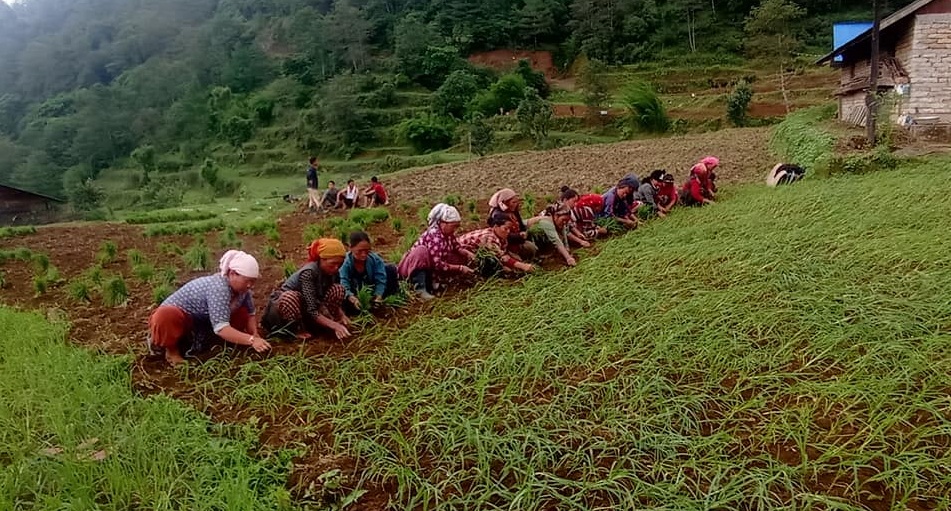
[0,0,908,207]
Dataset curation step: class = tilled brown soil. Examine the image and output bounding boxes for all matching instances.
[386,127,774,205]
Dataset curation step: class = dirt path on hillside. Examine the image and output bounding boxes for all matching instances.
[385,127,773,204]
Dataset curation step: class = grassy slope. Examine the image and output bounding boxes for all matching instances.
[185,158,951,509]
[0,308,293,510]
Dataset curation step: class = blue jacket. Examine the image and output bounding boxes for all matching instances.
[339,252,389,298]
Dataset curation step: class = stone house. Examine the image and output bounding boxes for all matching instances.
[817,0,951,126]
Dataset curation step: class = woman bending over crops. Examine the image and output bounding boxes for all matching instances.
[527,204,582,267]
[261,239,351,341]
[656,173,678,213]
[681,158,719,207]
[339,231,399,314]
[458,214,536,276]
[398,203,476,300]
[562,187,607,241]
[601,179,640,228]
[635,170,668,218]
[687,156,719,201]
[148,250,271,366]
[488,188,537,260]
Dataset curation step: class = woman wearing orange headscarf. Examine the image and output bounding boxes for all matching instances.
[262,238,351,340]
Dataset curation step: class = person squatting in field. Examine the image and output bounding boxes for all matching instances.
[601,178,640,228]
[261,238,352,341]
[488,188,538,261]
[148,250,271,366]
[398,203,476,300]
[458,213,536,276]
[528,203,583,267]
[339,231,400,314]
[681,156,718,206]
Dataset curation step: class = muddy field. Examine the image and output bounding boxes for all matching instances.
[386,127,773,205]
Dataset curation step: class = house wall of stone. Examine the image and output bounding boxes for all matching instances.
[903,13,951,121]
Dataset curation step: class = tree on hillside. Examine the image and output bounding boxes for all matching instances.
[515,59,549,99]
[516,87,553,147]
[467,113,494,156]
[577,58,610,124]
[323,0,372,72]
[435,70,481,119]
[744,0,805,112]
[519,0,557,48]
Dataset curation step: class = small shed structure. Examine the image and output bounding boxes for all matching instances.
[816,0,951,126]
[0,183,64,226]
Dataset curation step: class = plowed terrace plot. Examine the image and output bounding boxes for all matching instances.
[387,127,773,204]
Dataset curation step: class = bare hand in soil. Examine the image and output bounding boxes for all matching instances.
[565,257,577,267]
[332,324,351,340]
[347,295,361,311]
[251,337,271,353]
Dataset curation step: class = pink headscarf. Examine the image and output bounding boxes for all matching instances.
[219,250,260,278]
[701,156,719,169]
[488,188,518,210]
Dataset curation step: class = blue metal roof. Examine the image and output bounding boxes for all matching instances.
[833,22,873,62]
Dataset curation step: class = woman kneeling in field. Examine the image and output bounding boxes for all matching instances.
[458,214,536,276]
[262,239,351,341]
[561,186,607,241]
[339,231,400,314]
[527,204,583,267]
[398,203,475,300]
[148,250,271,366]
[601,179,640,228]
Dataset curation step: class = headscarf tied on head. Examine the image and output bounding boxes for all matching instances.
[308,238,347,262]
[427,203,462,228]
[488,188,518,211]
[701,156,719,169]
[219,250,260,279]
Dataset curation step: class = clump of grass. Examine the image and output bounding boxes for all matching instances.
[0,270,5,289]
[68,279,93,303]
[32,276,47,295]
[126,249,146,267]
[152,283,174,305]
[133,263,155,284]
[391,218,403,233]
[97,241,118,265]
[0,226,36,238]
[265,227,280,243]
[303,224,326,243]
[522,193,536,216]
[157,266,178,286]
[218,227,242,249]
[466,200,477,214]
[125,210,216,225]
[102,275,129,307]
[158,242,185,256]
[183,237,211,272]
[263,245,282,260]
[348,208,390,227]
[622,82,671,133]
[282,261,297,278]
[144,218,225,237]
[33,253,50,272]
[443,194,461,207]
[15,247,33,261]
[595,216,625,234]
[84,265,104,286]
[238,219,278,236]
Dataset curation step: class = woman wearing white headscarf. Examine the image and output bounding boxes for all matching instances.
[147,250,271,365]
[397,203,476,300]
